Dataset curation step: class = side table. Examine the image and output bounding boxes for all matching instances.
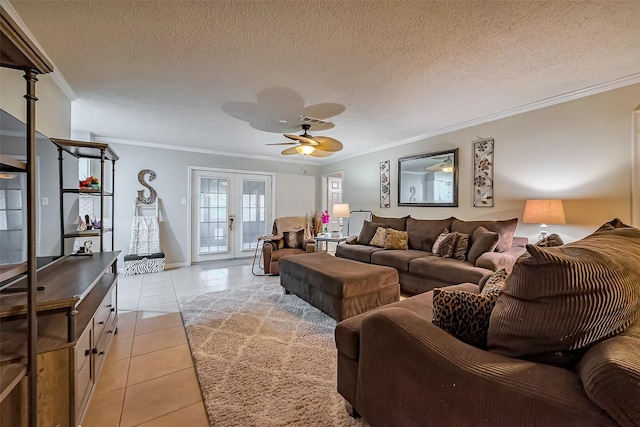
[252,235,278,276]
[314,236,347,252]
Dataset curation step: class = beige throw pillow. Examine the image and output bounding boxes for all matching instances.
[369,227,387,247]
[434,232,458,258]
[431,229,449,254]
[384,229,409,250]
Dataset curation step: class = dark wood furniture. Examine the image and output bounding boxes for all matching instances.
[0,4,53,426]
[1,252,120,426]
[51,139,118,255]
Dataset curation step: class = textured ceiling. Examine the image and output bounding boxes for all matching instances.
[8,0,640,163]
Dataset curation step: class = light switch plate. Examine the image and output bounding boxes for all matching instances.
[181,198,187,205]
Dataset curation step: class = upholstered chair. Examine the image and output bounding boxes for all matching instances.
[262,216,316,275]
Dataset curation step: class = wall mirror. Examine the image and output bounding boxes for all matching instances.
[398,148,458,207]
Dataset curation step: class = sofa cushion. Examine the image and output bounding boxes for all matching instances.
[451,218,518,252]
[406,217,455,251]
[369,227,387,247]
[432,289,499,348]
[356,220,386,245]
[384,229,409,250]
[270,247,306,262]
[467,226,500,264]
[372,214,409,231]
[488,219,640,367]
[371,249,428,272]
[335,243,383,263]
[409,256,492,285]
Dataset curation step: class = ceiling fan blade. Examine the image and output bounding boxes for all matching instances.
[314,136,343,152]
[308,149,335,157]
[284,133,319,146]
[266,142,297,146]
[281,147,299,155]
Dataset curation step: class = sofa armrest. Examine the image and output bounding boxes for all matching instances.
[303,239,316,252]
[345,236,358,245]
[475,245,526,273]
[356,307,614,426]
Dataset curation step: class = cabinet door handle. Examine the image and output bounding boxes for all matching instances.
[111,307,115,312]
[106,304,112,308]
[107,330,113,334]
[98,321,104,325]
[92,348,97,354]
[84,349,90,357]
[99,351,105,355]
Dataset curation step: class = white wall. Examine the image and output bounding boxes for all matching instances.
[108,143,319,267]
[321,83,640,243]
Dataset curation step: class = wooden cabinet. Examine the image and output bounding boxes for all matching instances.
[0,252,120,426]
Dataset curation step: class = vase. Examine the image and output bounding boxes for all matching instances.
[323,225,328,234]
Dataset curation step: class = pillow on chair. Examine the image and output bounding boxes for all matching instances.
[283,230,305,249]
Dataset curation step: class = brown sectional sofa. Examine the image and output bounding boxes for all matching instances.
[336,215,527,294]
[335,219,640,426]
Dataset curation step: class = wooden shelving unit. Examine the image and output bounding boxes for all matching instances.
[0,4,54,426]
[51,138,119,255]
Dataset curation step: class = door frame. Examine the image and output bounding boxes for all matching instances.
[186,166,276,265]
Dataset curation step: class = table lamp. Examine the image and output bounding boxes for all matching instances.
[523,199,566,241]
[332,204,351,238]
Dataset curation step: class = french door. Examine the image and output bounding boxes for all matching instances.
[191,170,272,262]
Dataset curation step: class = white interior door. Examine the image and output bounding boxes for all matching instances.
[191,170,272,263]
[327,176,343,232]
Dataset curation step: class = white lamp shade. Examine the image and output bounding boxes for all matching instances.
[332,203,350,218]
[295,145,315,155]
[523,199,566,225]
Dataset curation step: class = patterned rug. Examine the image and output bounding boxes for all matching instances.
[179,284,368,427]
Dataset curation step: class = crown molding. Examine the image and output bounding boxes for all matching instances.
[2,0,77,101]
[93,136,319,166]
[332,72,640,164]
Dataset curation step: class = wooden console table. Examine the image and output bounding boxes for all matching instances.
[0,251,120,426]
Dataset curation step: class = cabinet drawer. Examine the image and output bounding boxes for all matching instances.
[94,321,115,378]
[75,325,93,417]
[93,288,115,340]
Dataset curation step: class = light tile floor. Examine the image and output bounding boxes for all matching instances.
[82,258,281,427]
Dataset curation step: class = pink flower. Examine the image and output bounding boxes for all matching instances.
[321,210,330,224]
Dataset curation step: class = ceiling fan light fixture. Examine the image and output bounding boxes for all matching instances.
[442,165,454,173]
[296,145,315,155]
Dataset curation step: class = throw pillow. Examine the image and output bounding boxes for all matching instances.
[283,229,304,249]
[433,232,458,258]
[356,220,386,245]
[432,289,499,348]
[467,226,500,264]
[384,228,409,250]
[431,229,449,254]
[487,219,640,368]
[406,217,456,251]
[452,232,469,261]
[480,268,508,295]
[369,227,387,247]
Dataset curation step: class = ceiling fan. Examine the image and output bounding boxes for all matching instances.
[424,155,454,173]
[266,124,343,157]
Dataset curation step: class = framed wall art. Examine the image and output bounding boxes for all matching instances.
[473,138,494,207]
[380,160,390,208]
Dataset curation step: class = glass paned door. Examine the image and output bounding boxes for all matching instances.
[236,174,271,257]
[192,170,272,263]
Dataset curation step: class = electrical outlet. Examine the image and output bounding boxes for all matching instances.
[181,198,187,205]
[42,197,48,206]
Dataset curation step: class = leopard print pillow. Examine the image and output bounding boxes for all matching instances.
[481,268,508,295]
[432,289,499,348]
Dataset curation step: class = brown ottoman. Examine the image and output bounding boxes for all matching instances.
[279,252,400,321]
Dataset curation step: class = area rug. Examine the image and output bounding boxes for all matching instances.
[179,283,368,427]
